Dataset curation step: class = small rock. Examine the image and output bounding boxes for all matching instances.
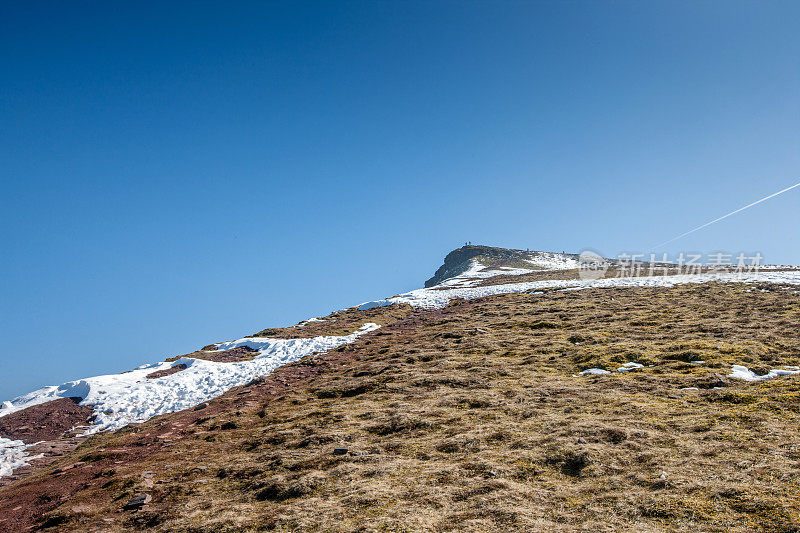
[123,494,151,510]
[333,448,349,455]
[576,437,587,444]
[193,403,209,411]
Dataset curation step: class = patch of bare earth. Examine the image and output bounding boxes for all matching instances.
[166,346,261,363]
[0,398,93,444]
[2,283,800,531]
[145,364,188,379]
[0,398,95,492]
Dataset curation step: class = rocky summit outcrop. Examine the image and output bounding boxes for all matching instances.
[424,244,581,287]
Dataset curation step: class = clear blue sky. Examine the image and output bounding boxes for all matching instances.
[2,1,799,400]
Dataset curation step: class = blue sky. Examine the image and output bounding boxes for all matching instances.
[1,1,799,399]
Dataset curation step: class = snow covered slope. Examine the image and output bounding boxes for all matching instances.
[362,270,800,310]
[0,324,380,433]
[0,324,380,477]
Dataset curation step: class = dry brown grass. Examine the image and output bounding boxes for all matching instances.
[6,283,800,532]
[249,303,416,339]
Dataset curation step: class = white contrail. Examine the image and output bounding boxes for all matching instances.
[653,180,800,249]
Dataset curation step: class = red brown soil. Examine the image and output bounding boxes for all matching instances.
[167,345,259,363]
[195,346,258,362]
[0,306,480,531]
[0,436,88,491]
[145,364,188,379]
[0,324,397,532]
[0,398,93,444]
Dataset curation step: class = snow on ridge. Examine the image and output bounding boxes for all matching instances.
[0,324,381,441]
[298,317,325,326]
[359,271,800,310]
[435,259,535,288]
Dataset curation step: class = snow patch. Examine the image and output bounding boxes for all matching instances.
[357,299,396,311]
[298,317,325,326]
[728,364,800,381]
[0,437,41,478]
[579,368,611,376]
[0,324,381,436]
[617,362,644,372]
[579,362,644,375]
[525,252,581,270]
[436,259,536,288]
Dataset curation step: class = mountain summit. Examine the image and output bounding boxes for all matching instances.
[424,245,582,287]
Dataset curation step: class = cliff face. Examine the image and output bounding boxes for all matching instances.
[425,245,528,287]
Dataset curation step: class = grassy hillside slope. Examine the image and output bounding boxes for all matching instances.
[2,283,800,531]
